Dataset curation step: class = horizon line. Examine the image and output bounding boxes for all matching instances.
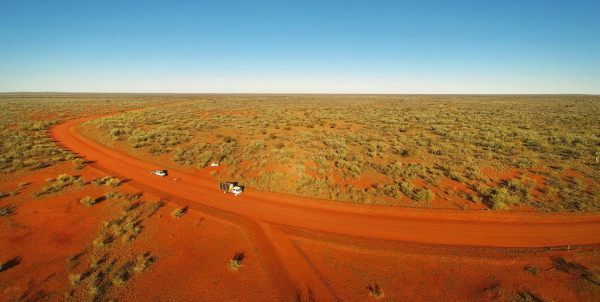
[1,91,598,96]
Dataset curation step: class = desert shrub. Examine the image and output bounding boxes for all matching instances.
[414,188,435,202]
[246,140,267,153]
[222,136,236,143]
[367,283,383,298]
[229,252,245,271]
[80,196,96,207]
[507,179,530,194]
[171,207,186,218]
[105,178,121,187]
[112,261,135,286]
[74,177,85,186]
[91,176,120,187]
[399,181,416,197]
[447,170,466,183]
[474,184,493,196]
[92,233,114,248]
[103,191,120,199]
[467,193,482,203]
[134,254,156,273]
[375,184,402,199]
[0,206,15,217]
[466,170,490,183]
[524,266,539,276]
[72,158,84,170]
[69,274,82,286]
[57,174,71,182]
[488,188,516,210]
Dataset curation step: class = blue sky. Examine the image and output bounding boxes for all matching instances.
[1,0,599,93]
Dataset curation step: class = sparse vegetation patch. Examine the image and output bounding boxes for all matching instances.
[83,95,600,211]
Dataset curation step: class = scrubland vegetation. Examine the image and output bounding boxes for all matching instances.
[0,93,182,175]
[66,189,160,300]
[83,94,600,212]
[1,93,598,301]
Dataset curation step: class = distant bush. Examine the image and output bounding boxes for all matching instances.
[489,188,517,210]
[72,158,84,170]
[229,252,245,271]
[80,196,96,207]
[367,283,383,298]
[171,207,186,218]
[414,188,435,202]
[0,206,15,217]
[69,274,82,286]
[92,233,114,248]
[91,176,120,187]
[507,179,530,194]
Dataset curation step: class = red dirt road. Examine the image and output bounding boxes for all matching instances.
[50,116,600,248]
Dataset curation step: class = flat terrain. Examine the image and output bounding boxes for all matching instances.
[1,94,599,301]
[82,94,600,212]
[53,115,600,248]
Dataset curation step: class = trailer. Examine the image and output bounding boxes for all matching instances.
[220,182,243,196]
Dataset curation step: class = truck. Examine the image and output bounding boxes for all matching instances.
[219,182,243,196]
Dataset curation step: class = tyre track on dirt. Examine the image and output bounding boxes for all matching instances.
[258,222,339,302]
[82,160,301,301]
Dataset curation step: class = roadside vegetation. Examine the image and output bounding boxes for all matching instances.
[0,93,181,175]
[84,95,600,212]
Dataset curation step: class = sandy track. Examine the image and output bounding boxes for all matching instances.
[50,115,600,248]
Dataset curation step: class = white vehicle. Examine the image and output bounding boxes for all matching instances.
[150,170,168,177]
[210,162,220,167]
[220,182,243,196]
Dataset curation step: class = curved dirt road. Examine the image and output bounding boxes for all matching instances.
[50,115,600,248]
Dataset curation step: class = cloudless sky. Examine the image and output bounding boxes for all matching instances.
[1,0,599,93]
